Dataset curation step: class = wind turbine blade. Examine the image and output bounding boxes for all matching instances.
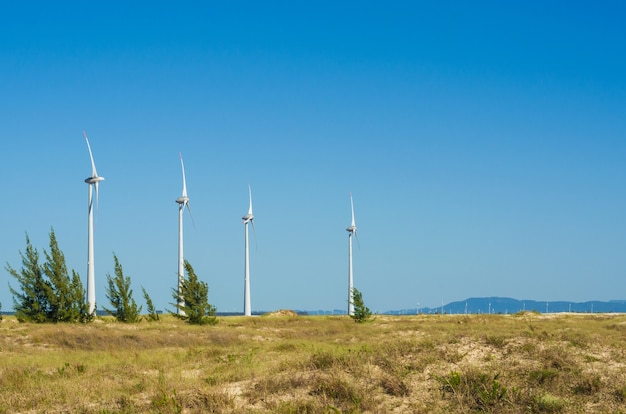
[94,181,100,228]
[251,219,258,252]
[350,192,356,227]
[180,153,188,198]
[186,202,195,228]
[354,230,360,249]
[95,181,100,210]
[84,131,98,177]
[248,184,253,215]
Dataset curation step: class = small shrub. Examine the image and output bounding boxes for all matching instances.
[350,288,372,323]
[534,392,566,412]
[539,346,575,371]
[436,370,508,410]
[572,375,602,395]
[142,287,160,321]
[247,375,309,405]
[151,390,182,414]
[437,370,462,394]
[103,254,142,323]
[311,374,367,411]
[380,374,410,396]
[182,390,235,412]
[484,335,506,348]
[152,373,182,414]
[310,350,335,370]
[529,369,559,384]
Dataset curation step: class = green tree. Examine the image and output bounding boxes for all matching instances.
[172,260,217,325]
[71,270,93,323]
[42,228,87,322]
[142,286,160,321]
[350,288,372,323]
[103,254,142,323]
[6,234,51,323]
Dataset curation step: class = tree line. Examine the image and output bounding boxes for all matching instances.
[3,229,217,325]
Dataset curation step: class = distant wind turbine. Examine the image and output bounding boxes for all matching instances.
[83,131,105,315]
[346,193,358,316]
[242,184,256,316]
[175,153,193,316]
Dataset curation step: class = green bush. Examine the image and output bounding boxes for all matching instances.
[171,260,217,325]
[103,254,142,323]
[142,286,160,321]
[350,288,372,323]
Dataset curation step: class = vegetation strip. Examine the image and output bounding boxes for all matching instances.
[2,312,626,412]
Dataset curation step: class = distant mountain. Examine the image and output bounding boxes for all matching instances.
[386,297,626,315]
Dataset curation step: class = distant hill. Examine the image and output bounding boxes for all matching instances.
[385,297,626,315]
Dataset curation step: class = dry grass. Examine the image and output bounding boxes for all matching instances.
[1,312,626,413]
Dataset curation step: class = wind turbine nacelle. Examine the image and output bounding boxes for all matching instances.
[346,226,356,233]
[242,214,254,222]
[176,196,189,205]
[85,176,105,184]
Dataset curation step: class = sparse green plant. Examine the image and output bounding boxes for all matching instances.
[103,254,142,323]
[171,260,217,325]
[142,286,160,321]
[534,392,566,412]
[350,287,372,323]
[437,370,508,410]
[152,379,182,414]
[529,368,559,384]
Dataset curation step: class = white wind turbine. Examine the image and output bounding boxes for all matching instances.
[346,193,358,316]
[83,131,105,315]
[242,184,256,316]
[175,153,193,315]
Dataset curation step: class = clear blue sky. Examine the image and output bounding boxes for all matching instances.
[1,1,625,313]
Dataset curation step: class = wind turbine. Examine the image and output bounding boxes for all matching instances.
[346,193,358,316]
[83,131,105,315]
[242,184,255,316]
[175,153,193,316]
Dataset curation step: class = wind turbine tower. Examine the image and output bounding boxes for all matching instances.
[346,193,358,316]
[242,185,255,316]
[83,131,105,315]
[175,153,193,315]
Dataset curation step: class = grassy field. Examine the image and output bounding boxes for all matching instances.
[1,311,626,413]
